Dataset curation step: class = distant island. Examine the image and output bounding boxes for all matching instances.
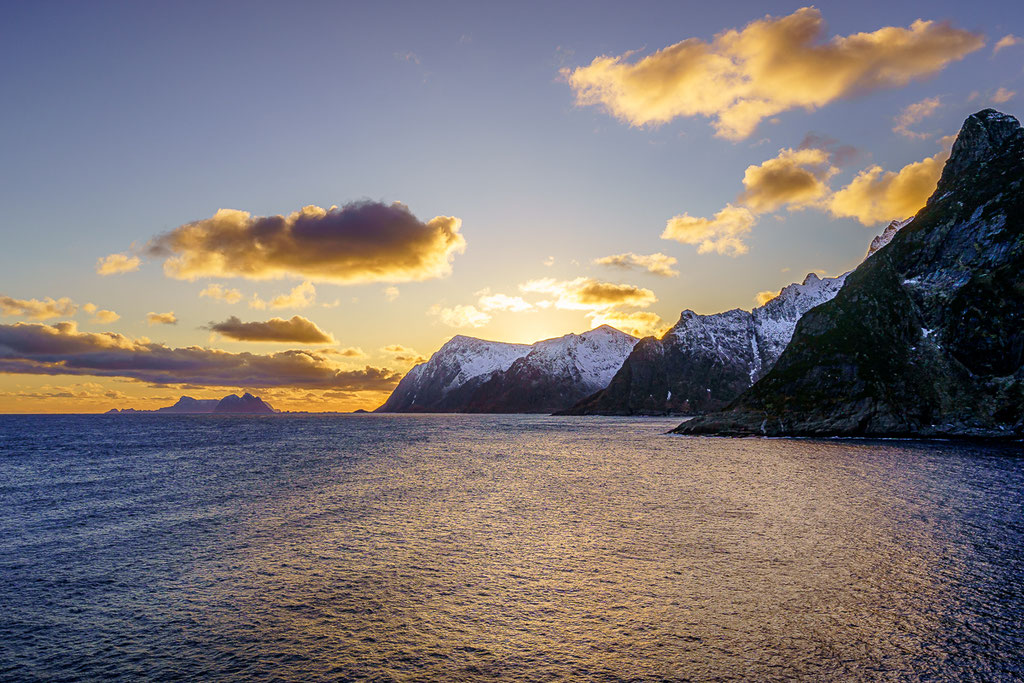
[108,393,276,415]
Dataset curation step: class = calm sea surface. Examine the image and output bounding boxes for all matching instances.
[1,414,1022,681]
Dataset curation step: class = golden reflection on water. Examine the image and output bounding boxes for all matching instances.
[181,420,980,680]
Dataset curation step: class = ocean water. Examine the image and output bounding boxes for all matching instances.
[1,414,1023,682]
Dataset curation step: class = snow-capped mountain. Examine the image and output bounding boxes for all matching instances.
[867,217,914,257]
[564,272,847,415]
[375,325,638,413]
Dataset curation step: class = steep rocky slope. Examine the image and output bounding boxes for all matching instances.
[563,273,846,415]
[677,109,1024,438]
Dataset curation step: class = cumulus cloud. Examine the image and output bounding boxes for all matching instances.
[250,281,317,310]
[563,7,983,139]
[593,252,679,277]
[429,304,492,328]
[380,344,427,365]
[738,147,836,212]
[199,283,243,304]
[586,310,669,338]
[208,315,335,344]
[324,347,366,358]
[145,201,465,283]
[1,295,77,320]
[893,97,942,138]
[992,87,1016,104]
[0,321,400,390]
[662,205,757,256]
[91,309,120,324]
[477,291,536,312]
[993,35,1021,54]
[520,277,657,310]
[828,148,949,225]
[147,311,178,326]
[96,253,141,276]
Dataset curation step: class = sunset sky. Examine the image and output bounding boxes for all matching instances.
[1,1,1021,412]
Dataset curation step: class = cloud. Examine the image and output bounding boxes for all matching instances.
[586,310,669,338]
[380,344,427,365]
[563,7,983,139]
[755,290,780,306]
[797,133,858,166]
[145,201,465,284]
[828,147,949,225]
[520,277,657,310]
[429,304,491,328]
[993,35,1021,55]
[96,253,141,276]
[324,347,366,358]
[662,204,757,256]
[893,96,942,138]
[992,87,1016,104]
[383,286,400,301]
[593,252,679,277]
[1,295,77,320]
[476,291,536,312]
[250,281,317,310]
[199,283,243,304]
[0,321,400,390]
[91,309,120,324]
[738,147,836,212]
[147,311,178,326]
[208,315,335,344]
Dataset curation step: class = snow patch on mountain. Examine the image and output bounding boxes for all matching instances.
[867,217,914,257]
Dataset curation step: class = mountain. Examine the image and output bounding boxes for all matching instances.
[213,393,276,414]
[376,325,638,413]
[867,217,913,257]
[562,272,847,415]
[155,396,220,413]
[677,109,1024,439]
[107,393,275,414]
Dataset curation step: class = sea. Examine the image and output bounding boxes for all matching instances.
[1,414,1022,681]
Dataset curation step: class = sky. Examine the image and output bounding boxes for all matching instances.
[1,0,1021,412]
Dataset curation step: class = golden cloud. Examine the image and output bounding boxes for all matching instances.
[0,321,400,390]
[593,252,679,277]
[199,283,243,304]
[147,311,178,326]
[91,309,120,324]
[755,290,781,306]
[477,291,536,312]
[0,295,77,320]
[146,201,465,283]
[992,88,1016,104]
[993,35,1021,54]
[96,253,141,276]
[662,204,757,256]
[893,97,942,138]
[383,286,400,302]
[738,147,835,212]
[519,277,657,310]
[429,304,492,329]
[828,148,949,225]
[209,315,335,344]
[380,344,427,365]
[564,8,983,139]
[250,281,317,310]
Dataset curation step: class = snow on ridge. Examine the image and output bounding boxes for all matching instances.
[867,217,914,257]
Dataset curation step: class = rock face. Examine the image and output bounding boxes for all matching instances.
[213,393,276,414]
[677,109,1024,438]
[867,217,913,257]
[154,396,220,414]
[376,325,638,413]
[563,273,847,415]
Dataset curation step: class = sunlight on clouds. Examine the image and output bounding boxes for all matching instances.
[251,281,317,310]
[993,35,1021,55]
[992,88,1016,104]
[200,283,243,304]
[520,277,657,310]
[429,304,492,328]
[564,7,983,139]
[383,286,400,301]
[0,295,77,320]
[755,290,781,306]
[147,311,178,325]
[587,310,669,338]
[96,253,141,275]
[738,147,836,212]
[893,97,941,139]
[477,291,536,312]
[829,148,949,225]
[146,201,465,284]
[593,252,679,277]
[208,315,335,344]
[662,205,756,256]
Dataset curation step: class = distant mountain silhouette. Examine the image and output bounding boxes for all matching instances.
[107,393,276,414]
